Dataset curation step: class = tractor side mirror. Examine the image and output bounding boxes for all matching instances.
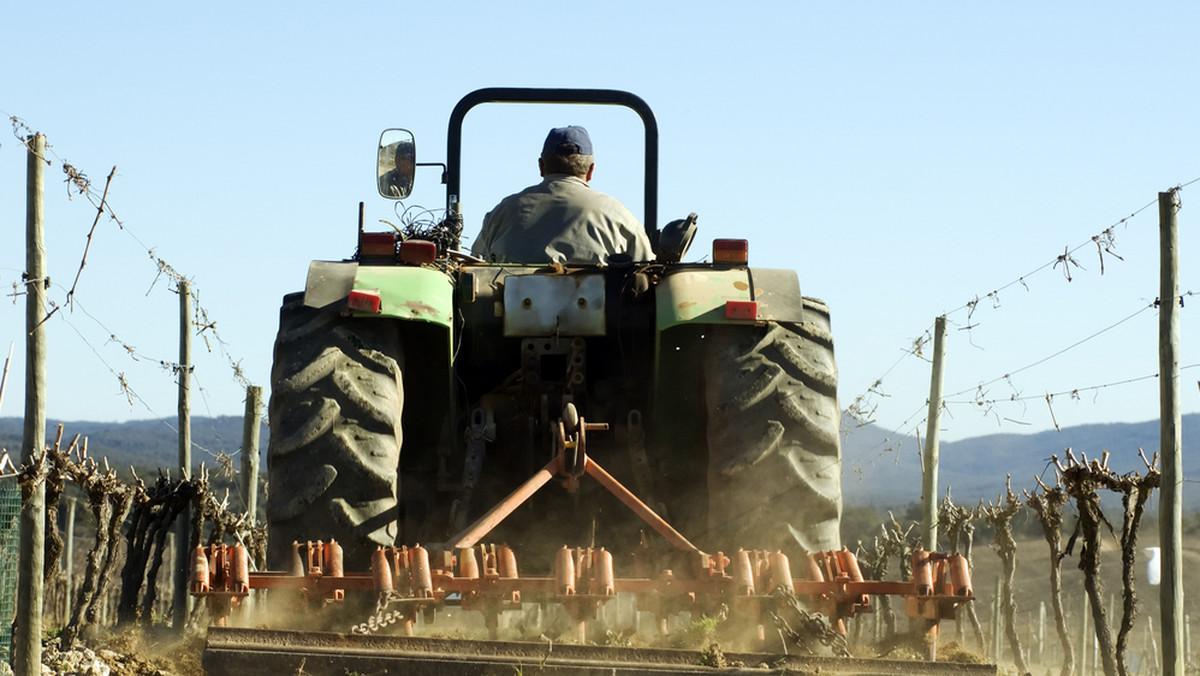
[378,129,416,200]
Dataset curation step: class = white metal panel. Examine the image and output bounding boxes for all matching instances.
[503,274,606,337]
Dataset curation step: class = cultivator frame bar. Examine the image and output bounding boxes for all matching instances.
[194,412,977,668]
[204,627,999,676]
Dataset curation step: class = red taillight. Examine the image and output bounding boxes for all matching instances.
[725,300,758,321]
[399,240,438,265]
[347,289,382,314]
[361,232,398,257]
[713,239,748,264]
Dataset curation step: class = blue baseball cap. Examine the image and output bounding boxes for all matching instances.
[543,126,593,156]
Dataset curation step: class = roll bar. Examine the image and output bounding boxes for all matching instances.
[446,87,660,236]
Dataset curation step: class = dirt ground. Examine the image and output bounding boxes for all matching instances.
[17,628,203,676]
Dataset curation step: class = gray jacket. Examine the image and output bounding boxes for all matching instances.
[471,175,653,264]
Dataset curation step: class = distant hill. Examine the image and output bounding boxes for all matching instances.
[0,416,268,476]
[842,413,1199,509]
[1,413,1195,509]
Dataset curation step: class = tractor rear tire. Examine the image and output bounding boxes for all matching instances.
[266,293,403,569]
[703,298,842,555]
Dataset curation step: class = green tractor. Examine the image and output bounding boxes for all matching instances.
[265,88,842,573]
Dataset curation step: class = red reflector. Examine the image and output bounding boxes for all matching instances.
[347,289,382,314]
[361,232,398,257]
[725,300,758,321]
[713,239,748,264]
[399,240,438,265]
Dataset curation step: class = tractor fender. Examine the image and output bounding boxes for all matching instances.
[655,267,805,330]
[303,260,455,328]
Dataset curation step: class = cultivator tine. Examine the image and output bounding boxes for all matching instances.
[410,546,435,598]
[554,545,575,595]
[371,548,392,593]
[591,548,615,596]
[190,546,211,594]
[768,551,794,593]
[297,540,346,601]
[458,545,479,579]
[732,549,755,596]
[913,548,934,595]
[552,546,621,643]
[496,544,518,578]
[948,551,972,596]
[190,543,253,626]
[286,542,303,577]
[366,545,439,635]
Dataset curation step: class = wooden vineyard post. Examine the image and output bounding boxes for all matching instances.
[1149,616,1161,674]
[921,315,947,553]
[1159,189,1183,675]
[63,498,76,623]
[15,132,47,676]
[1037,602,1046,665]
[241,385,263,522]
[173,279,193,631]
[992,576,1002,661]
[1080,587,1090,676]
[1186,614,1191,664]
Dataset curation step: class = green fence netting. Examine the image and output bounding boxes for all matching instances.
[0,476,20,664]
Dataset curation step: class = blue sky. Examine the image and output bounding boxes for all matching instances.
[1,2,1197,459]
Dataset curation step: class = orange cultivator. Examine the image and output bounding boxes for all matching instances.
[193,540,970,641]
[192,411,976,672]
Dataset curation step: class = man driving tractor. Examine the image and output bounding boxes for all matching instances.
[471,125,654,264]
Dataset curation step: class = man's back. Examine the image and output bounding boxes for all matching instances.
[472,174,651,264]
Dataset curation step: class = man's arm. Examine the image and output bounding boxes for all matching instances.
[471,208,499,260]
[626,221,654,261]
[608,198,654,262]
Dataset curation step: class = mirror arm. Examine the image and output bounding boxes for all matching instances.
[416,162,449,185]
